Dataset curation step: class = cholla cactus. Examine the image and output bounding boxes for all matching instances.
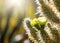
[23,0,60,43]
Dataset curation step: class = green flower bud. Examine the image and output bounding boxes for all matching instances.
[30,18,41,30]
[30,17,47,30]
[38,17,47,25]
[30,18,39,27]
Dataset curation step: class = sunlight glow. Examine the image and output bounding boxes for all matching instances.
[4,0,29,13]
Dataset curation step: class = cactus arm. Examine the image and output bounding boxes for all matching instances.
[39,0,60,23]
[53,0,60,12]
[47,23,60,43]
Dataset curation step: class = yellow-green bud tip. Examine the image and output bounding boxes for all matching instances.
[38,17,47,25]
[30,18,39,27]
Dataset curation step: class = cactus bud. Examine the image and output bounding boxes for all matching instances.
[38,17,47,25]
[30,18,41,29]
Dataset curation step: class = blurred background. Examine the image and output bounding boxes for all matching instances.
[0,0,37,43]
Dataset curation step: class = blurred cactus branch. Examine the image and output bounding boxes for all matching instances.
[0,13,2,34]
[9,15,24,43]
[0,9,13,43]
[0,13,2,43]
